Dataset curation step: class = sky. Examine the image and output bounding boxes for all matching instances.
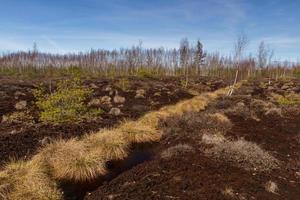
[0,0,299,61]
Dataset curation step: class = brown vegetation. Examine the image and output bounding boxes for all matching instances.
[205,138,280,171]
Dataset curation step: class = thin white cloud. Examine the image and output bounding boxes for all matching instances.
[0,38,29,51]
[41,36,66,53]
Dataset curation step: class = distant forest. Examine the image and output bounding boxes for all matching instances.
[0,38,299,79]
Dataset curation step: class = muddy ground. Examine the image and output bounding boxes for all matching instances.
[0,76,226,165]
[85,79,300,200]
[1,77,299,200]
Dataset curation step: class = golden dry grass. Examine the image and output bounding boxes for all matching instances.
[118,120,162,143]
[208,112,231,124]
[38,139,107,182]
[0,159,62,200]
[83,129,129,160]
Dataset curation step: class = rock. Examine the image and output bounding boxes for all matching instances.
[132,105,149,112]
[113,95,126,104]
[292,87,300,93]
[103,86,113,92]
[281,85,290,90]
[14,91,26,97]
[167,91,172,95]
[15,101,27,110]
[267,86,275,91]
[135,89,146,99]
[154,92,161,97]
[1,115,8,123]
[90,83,99,89]
[100,96,112,105]
[109,108,121,116]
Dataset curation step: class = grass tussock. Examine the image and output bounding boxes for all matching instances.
[265,180,279,194]
[39,139,107,182]
[0,159,62,200]
[161,111,232,138]
[118,121,162,143]
[161,144,194,159]
[265,107,283,118]
[83,130,129,160]
[208,112,231,124]
[205,138,279,171]
[201,133,226,145]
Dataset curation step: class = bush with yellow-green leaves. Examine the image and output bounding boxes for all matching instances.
[33,78,102,125]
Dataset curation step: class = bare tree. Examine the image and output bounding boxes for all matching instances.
[228,33,249,96]
[194,40,206,75]
[234,33,249,66]
[180,38,189,86]
[257,41,268,69]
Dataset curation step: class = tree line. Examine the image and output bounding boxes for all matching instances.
[0,38,299,79]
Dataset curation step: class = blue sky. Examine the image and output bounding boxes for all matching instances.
[0,0,299,61]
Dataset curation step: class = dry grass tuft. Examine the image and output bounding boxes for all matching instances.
[265,181,279,194]
[39,139,107,182]
[205,138,279,171]
[208,112,231,124]
[161,144,194,159]
[83,130,129,161]
[0,159,62,200]
[265,107,283,118]
[162,111,232,138]
[250,99,276,115]
[118,121,162,143]
[222,187,235,198]
[201,133,226,145]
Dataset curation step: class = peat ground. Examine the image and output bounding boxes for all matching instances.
[0,76,226,165]
[85,79,300,200]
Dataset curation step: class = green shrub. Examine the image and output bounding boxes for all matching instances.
[136,68,155,78]
[33,78,102,124]
[277,93,300,106]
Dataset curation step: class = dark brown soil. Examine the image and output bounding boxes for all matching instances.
[0,76,226,165]
[84,79,300,200]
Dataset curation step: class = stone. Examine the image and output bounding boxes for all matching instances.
[14,91,26,97]
[267,86,275,91]
[100,96,112,104]
[113,95,126,104]
[103,86,113,92]
[15,101,27,110]
[281,85,290,90]
[154,92,161,97]
[132,105,149,112]
[90,83,99,89]
[1,115,8,123]
[135,89,146,99]
[109,108,121,116]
